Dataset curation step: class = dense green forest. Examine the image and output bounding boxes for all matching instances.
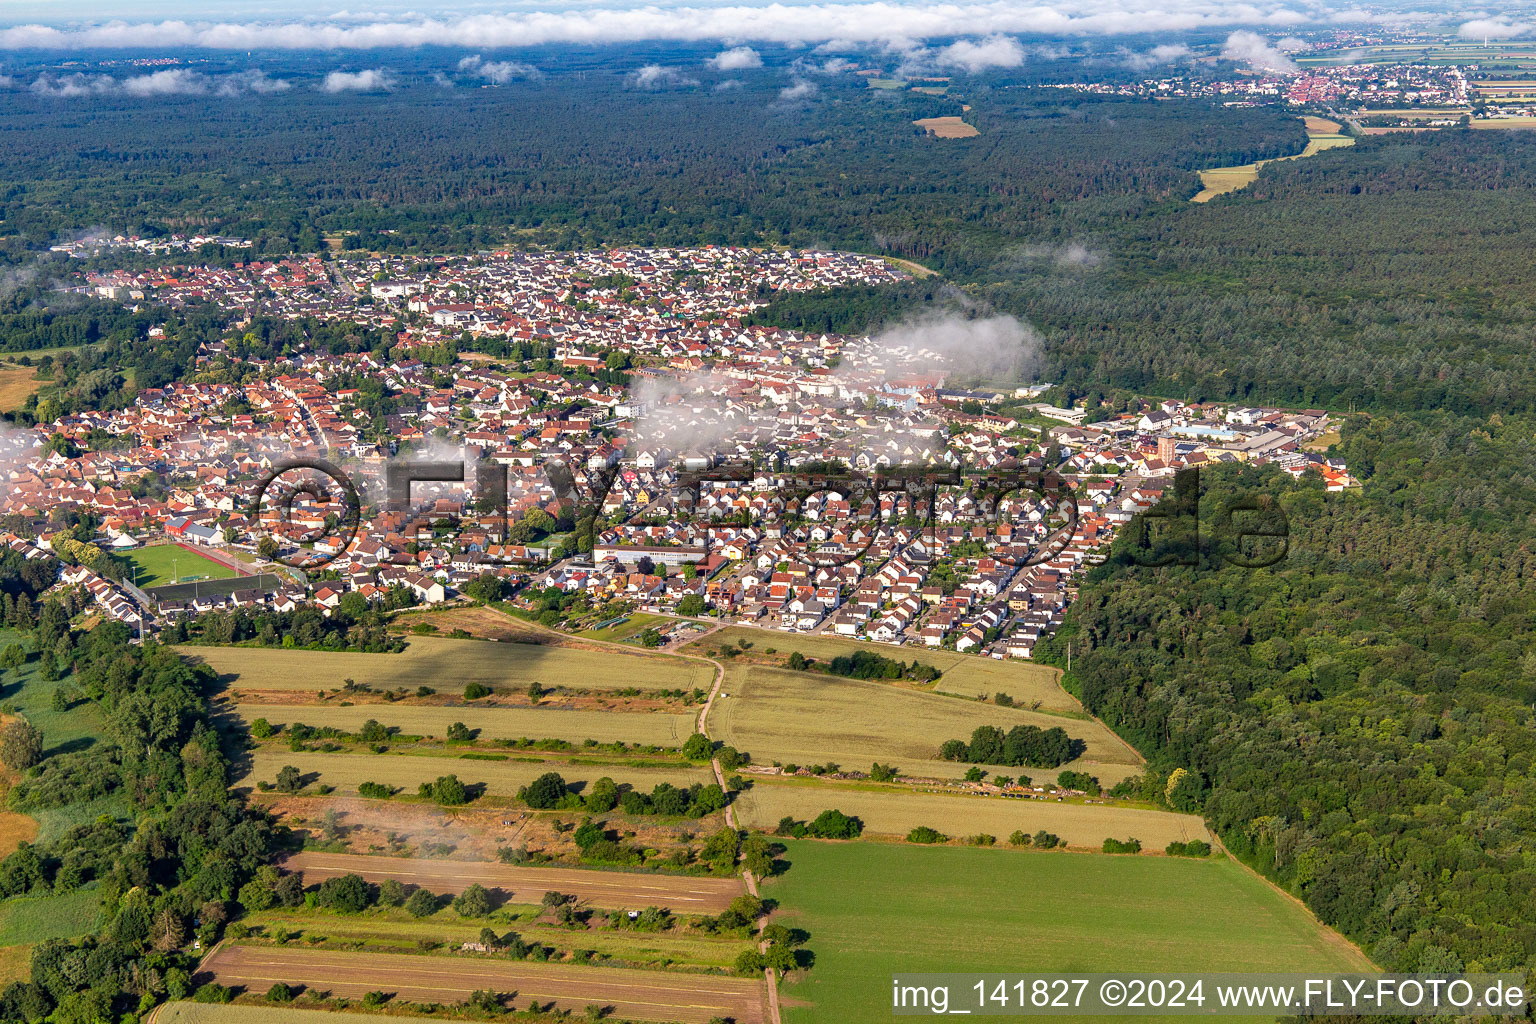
[1037,413,1536,974]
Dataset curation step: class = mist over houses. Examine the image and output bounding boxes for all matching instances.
[16,246,1350,659]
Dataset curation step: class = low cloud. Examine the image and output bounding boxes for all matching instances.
[865,312,1043,381]
[218,69,290,94]
[1458,17,1532,40]
[1221,30,1298,73]
[628,64,699,89]
[30,72,115,97]
[1122,42,1191,69]
[708,46,762,69]
[713,78,744,92]
[122,68,208,96]
[778,77,819,100]
[938,35,1026,72]
[457,54,541,83]
[322,69,392,92]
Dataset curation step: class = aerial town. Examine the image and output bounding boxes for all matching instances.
[13,245,1350,659]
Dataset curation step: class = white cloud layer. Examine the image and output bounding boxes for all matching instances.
[0,2,1423,51]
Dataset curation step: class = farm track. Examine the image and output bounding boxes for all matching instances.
[281,852,744,912]
[199,945,768,1024]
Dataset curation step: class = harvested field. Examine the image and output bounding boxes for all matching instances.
[282,851,743,912]
[198,946,767,1024]
[233,703,699,746]
[733,780,1209,848]
[912,115,977,137]
[690,626,1077,710]
[709,664,1139,784]
[238,749,713,795]
[184,634,713,693]
[1303,115,1342,133]
[0,365,41,413]
[1192,116,1355,202]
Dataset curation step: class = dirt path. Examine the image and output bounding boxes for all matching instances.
[281,852,743,913]
[200,945,767,1024]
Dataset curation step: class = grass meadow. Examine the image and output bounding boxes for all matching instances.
[238,748,713,796]
[733,780,1207,848]
[233,702,699,746]
[767,840,1373,1024]
[708,663,1139,786]
[185,635,713,693]
[690,626,1077,709]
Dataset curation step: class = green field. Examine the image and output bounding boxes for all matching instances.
[708,663,1139,785]
[121,544,239,586]
[247,907,749,969]
[768,841,1372,1024]
[234,702,698,746]
[692,626,1077,709]
[577,612,679,643]
[184,635,713,693]
[733,780,1206,848]
[0,886,104,982]
[239,748,713,796]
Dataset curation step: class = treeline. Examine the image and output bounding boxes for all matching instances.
[164,600,408,652]
[0,624,280,1021]
[938,723,1084,769]
[1036,419,1536,974]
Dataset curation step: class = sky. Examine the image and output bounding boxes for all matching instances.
[0,0,1515,52]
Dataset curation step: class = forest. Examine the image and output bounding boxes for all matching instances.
[1036,413,1536,975]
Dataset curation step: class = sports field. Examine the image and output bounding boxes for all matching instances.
[708,664,1139,785]
[122,543,239,586]
[733,780,1206,847]
[185,634,713,693]
[234,702,699,746]
[768,841,1372,1024]
[239,749,712,796]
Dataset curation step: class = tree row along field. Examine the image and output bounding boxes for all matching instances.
[181,635,716,692]
[280,852,744,912]
[767,841,1373,1024]
[236,749,713,796]
[685,626,1079,710]
[241,908,748,970]
[706,662,1141,786]
[231,702,700,747]
[195,946,768,1024]
[734,781,1209,848]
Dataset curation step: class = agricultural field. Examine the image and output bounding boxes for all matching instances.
[0,364,41,413]
[121,543,239,586]
[1192,115,1355,202]
[733,780,1207,848]
[0,887,104,983]
[232,702,700,746]
[707,662,1140,785]
[244,906,749,969]
[691,626,1078,710]
[913,115,979,138]
[185,634,713,693]
[282,851,743,912]
[575,611,678,642]
[768,841,1372,1024]
[197,945,768,1024]
[238,748,713,797]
